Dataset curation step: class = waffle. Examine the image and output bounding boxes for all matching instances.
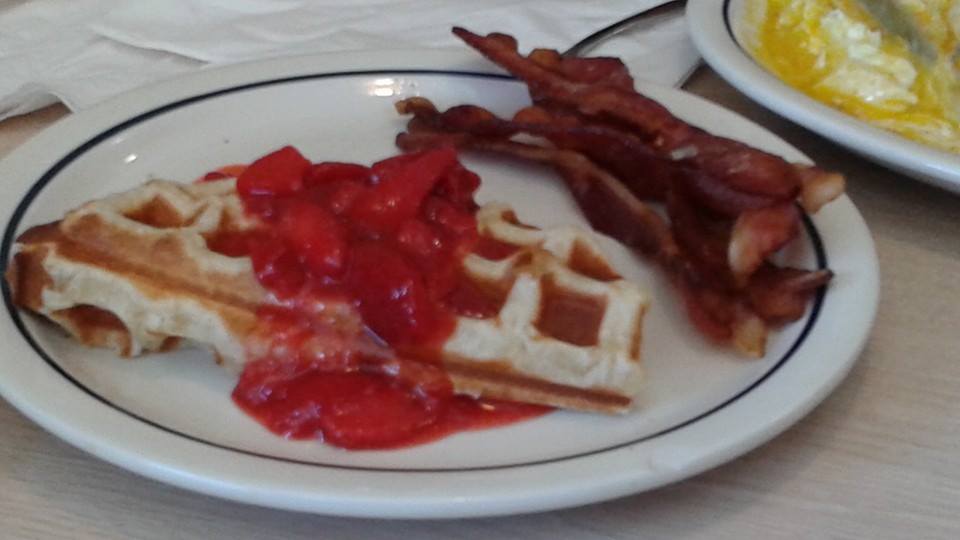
[444,204,647,412]
[6,179,648,413]
[6,178,266,370]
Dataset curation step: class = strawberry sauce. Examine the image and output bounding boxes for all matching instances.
[213,146,548,450]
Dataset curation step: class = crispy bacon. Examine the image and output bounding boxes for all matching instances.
[451,27,839,201]
[398,98,669,200]
[674,166,779,217]
[796,165,846,213]
[677,281,768,357]
[527,48,635,89]
[665,188,733,287]
[728,203,801,281]
[510,106,670,200]
[398,98,800,212]
[746,265,832,324]
[391,29,846,356]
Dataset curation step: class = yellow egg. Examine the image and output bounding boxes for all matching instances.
[746,0,960,153]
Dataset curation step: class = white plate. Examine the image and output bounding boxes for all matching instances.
[688,0,960,194]
[0,49,878,518]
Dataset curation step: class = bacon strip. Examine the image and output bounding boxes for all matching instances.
[728,203,801,282]
[398,97,670,200]
[451,27,843,202]
[398,98,796,216]
[746,265,832,324]
[524,47,636,90]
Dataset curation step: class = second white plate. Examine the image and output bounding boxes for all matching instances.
[688,0,960,194]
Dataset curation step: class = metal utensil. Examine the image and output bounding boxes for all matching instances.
[561,0,699,87]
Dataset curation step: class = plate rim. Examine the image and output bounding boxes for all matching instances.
[687,0,960,194]
[0,48,880,518]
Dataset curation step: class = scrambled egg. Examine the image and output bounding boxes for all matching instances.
[747,0,960,152]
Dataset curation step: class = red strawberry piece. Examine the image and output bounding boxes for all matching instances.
[312,373,441,449]
[345,243,443,347]
[249,238,306,298]
[305,179,367,216]
[237,146,311,199]
[305,162,372,187]
[348,147,458,233]
[279,202,347,277]
[395,219,444,260]
[422,196,477,239]
[434,163,481,210]
[369,152,422,185]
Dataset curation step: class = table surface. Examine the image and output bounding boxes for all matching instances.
[0,67,957,540]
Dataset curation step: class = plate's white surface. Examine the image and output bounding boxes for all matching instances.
[0,49,878,518]
[688,0,960,194]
